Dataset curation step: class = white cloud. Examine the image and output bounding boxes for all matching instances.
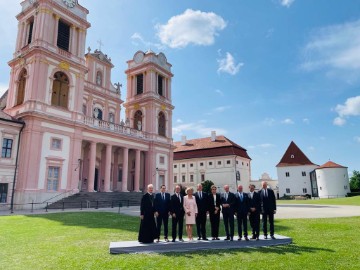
[263,118,276,126]
[130,32,163,50]
[333,96,360,126]
[156,9,227,49]
[308,146,315,151]
[303,118,310,124]
[301,20,360,73]
[247,143,275,149]
[176,119,183,124]
[281,118,294,125]
[173,122,227,137]
[215,89,224,96]
[280,0,295,8]
[214,106,231,112]
[333,117,346,126]
[354,136,360,143]
[0,83,8,97]
[217,52,244,75]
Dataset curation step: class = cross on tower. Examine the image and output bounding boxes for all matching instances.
[97,39,104,51]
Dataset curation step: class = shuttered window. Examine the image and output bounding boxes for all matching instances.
[136,74,143,95]
[57,20,70,51]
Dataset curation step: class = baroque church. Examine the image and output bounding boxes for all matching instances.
[0,0,174,207]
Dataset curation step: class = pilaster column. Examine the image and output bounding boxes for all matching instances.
[134,149,141,192]
[88,141,96,192]
[53,16,60,45]
[70,26,77,55]
[104,144,112,192]
[113,150,119,191]
[121,148,129,192]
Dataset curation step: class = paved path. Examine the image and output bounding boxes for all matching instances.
[1,204,360,219]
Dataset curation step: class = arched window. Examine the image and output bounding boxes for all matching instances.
[134,110,143,130]
[16,69,27,106]
[51,72,69,109]
[158,112,166,136]
[96,71,102,86]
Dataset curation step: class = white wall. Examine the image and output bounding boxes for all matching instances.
[316,168,350,198]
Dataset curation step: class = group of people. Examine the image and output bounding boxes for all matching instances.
[138,181,277,243]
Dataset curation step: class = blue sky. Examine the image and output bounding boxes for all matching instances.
[1,0,360,180]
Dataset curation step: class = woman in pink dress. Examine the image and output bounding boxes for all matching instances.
[183,187,198,241]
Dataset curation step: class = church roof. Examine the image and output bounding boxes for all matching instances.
[317,161,347,169]
[276,141,317,167]
[174,135,251,160]
[86,49,114,67]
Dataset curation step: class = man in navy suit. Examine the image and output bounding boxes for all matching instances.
[260,181,277,239]
[220,184,236,241]
[195,183,209,240]
[170,185,185,242]
[154,184,171,242]
[248,184,261,240]
[235,185,250,241]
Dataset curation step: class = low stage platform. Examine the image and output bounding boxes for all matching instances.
[109,234,292,254]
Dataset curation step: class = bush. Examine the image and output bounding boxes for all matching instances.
[346,192,360,197]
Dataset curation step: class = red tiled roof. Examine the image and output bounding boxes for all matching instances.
[317,161,347,169]
[174,136,251,160]
[276,141,317,167]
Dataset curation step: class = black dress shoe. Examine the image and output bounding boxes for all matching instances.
[237,238,241,241]
[216,237,220,240]
[230,237,234,241]
[271,236,276,240]
[197,237,201,240]
[264,235,268,239]
[224,237,230,241]
[251,236,256,239]
[203,238,209,241]
[245,237,249,241]
[156,239,160,243]
[212,238,216,240]
[172,239,176,242]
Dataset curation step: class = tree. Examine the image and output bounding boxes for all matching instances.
[349,170,360,191]
[201,180,214,193]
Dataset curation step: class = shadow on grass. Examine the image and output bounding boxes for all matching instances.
[25,212,140,233]
[162,243,334,258]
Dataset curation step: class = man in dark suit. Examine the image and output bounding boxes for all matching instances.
[248,184,261,240]
[235,185,250,241]
[195,183,209,240]
[138,184,157,243]
[220,184,236,241]
[154,184,171,242]
[260,181,277,239]
[208,185,221,240]
[170,185,185,242]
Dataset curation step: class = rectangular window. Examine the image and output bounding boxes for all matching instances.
[218,161,222,165]
[118,168,122,182]
[2,138,13,158]
[201,174,205,182]
[174,164,177,169]
[190,175,194,182]
[0,183,8,203]
[159,156,165,164]
[209,162,213,166]
[57,20,70,51]
[182,164,185,168]
[302,171,306,177]
[136,74,143,95]
[47,166,60,191]
[174,175,177,183]
[158,75,164,96]
[27,21,34,45]
[182,175,186,183]
[286,188,290,193]
[227,160,231,165]
[190,163,193,167]
[303,188,307,193]
[200,162,204,167]
[285,172,290,177]
[51,138,62,150]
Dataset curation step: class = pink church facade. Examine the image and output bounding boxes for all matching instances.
[3,0,174,207]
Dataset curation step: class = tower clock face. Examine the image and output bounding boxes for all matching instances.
[62,0,76,8]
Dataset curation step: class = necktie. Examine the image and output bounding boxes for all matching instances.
[264,189,267,198]
[240,193,243,201]
[250,192,253,199]
[200,192,202,199]
[178,193,181,203]
[225,193,228,201]
[162,193,165,200]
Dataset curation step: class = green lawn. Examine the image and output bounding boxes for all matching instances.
[277,195,360,206]
[1,212,359,270]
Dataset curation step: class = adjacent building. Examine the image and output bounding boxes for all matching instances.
[173,132,251,192]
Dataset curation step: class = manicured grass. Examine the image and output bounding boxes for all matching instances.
[1,212,359,270]
[277,195,360,206]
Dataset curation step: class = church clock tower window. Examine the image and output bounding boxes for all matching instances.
[51,72,69,109]
[136,74,143,95]
[16,69,27,106]
[158,75,164,96]
[158,111,166,137]
[57,20,71,51]
[27,19,34,45]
